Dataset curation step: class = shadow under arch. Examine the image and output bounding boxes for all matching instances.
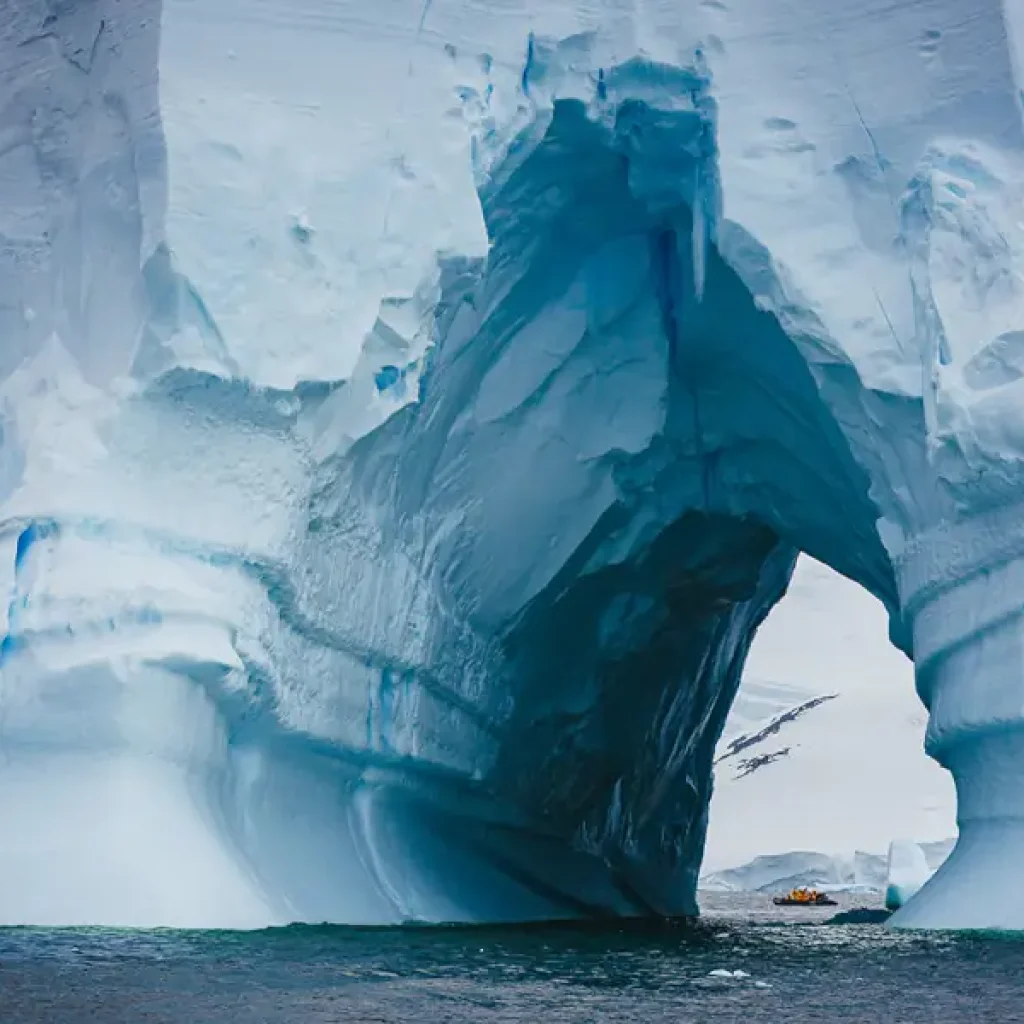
[326,93,913,917]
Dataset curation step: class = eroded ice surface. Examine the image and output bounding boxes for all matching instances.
[3,0,1024,928]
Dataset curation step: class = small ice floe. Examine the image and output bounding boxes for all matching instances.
[885,839,932,911]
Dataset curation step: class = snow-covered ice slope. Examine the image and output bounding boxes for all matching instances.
[3,0,1024,929]
[702,558,955,887]
[700,841,954,896]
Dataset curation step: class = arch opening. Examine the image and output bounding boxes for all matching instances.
[702,557,956,897]
[309,90,915,919]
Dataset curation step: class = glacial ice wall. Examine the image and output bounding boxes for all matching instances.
[3,0,1024,929]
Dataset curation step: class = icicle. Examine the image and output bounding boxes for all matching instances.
[692,169,707,302]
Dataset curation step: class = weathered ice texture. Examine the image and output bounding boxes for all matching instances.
[2,0,1024,929]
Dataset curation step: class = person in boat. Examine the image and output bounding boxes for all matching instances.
[774,886,837,906]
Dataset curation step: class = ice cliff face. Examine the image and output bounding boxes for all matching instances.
[2,0,1024,929]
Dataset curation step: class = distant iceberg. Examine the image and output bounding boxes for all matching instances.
[700,840,954,897]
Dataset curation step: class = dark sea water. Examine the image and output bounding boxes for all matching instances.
[1,894,1022,1023]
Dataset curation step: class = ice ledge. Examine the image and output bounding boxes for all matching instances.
[896,502,1024,617]
[896,505,1024,751]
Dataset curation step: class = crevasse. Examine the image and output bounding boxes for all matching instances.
[2,0,1024,929]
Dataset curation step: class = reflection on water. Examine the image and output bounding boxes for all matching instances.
[1,893,1021,1023]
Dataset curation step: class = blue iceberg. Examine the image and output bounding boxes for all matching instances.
[2,0,1024,930]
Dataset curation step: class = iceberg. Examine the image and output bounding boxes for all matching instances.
[885,839,933,911]
[700,840,954,897]
[3,0,1024,929]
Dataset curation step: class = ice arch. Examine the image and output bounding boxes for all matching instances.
[2,0,1024,929]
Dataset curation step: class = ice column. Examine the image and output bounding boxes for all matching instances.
[892,504,1024,928]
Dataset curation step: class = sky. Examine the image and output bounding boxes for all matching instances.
[703,556,957,873]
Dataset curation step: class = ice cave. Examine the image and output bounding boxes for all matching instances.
[2,0,1024,930]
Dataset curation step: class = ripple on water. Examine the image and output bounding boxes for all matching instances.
[2,895,1024,1022]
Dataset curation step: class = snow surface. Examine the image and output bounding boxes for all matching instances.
[2,0,1024,929]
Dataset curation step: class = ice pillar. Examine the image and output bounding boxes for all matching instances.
[892,504,1024,928]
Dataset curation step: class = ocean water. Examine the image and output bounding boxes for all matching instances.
[1,894,1021,1023]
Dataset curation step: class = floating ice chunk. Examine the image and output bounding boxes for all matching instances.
[885,840,932,911]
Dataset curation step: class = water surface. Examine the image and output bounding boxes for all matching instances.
[1,894,1020,1022]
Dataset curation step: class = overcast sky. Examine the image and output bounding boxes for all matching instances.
[703,556,956,870]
